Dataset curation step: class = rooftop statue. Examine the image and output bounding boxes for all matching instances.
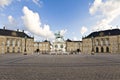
[54,31,63,39]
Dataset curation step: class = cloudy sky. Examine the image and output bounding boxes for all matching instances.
[0,0,120,41]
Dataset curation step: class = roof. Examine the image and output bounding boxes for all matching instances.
[0,29,33,39]
[84,29,120,39]
[66,39,72,42]
[44,40,50,42]
[66,39,82,42]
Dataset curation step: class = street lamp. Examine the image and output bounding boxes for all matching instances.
[24,36,27,55]
[37,42,40,54]
[91,36,94,55]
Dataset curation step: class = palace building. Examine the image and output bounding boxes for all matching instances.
[82,29,120,54]
[0,27,34,54]
[1,27,120,55]
[51,32,66,53]
[34,40,50,54]
[66,39,82,54]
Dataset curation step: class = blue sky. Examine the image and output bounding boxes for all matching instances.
[0,0,120,41]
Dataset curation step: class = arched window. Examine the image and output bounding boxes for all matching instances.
[96,47,99,53]
[101,47,104,53]
[106,47,109,52]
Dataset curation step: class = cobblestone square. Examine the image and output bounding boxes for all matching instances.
[0,53,120,80]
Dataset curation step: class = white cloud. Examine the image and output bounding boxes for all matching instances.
[73,37,78,41]
[89,0,120,31]
[8,15,17,27]
[32,0,42,7]
[80,26,88,35]
[89,0,102,15]
[17,0,21,2]
[8,15,14,24]
[60,29,67,36]
[22,6,55,39]
[0,0,12,8]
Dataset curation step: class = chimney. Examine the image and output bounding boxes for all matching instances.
[3,26,6,30]
[17,29,19,32]
[22,30,24,33]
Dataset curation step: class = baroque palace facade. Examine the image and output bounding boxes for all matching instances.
[0,27,120,54]
[34,40,50,54]
[0,27,34,54]
[82,29,120,54]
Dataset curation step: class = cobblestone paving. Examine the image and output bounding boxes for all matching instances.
[0,53,120,80]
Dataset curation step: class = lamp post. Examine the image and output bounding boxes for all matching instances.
[91,36,94,55]
[37,42,40,54]
[24,36,27,55]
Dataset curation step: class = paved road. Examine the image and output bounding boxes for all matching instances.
[0,53,120,80]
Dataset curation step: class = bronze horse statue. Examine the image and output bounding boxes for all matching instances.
[54,31,63,39]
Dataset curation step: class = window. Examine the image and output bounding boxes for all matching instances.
[55,45,58,48]
[39,44,41,47]
[18,48,20,53]
[2,42,5,46]
[101,40,103,46]
[12,40,15,47]
[13,47,15,53]
[34,43,38,47]
[7,47,9,53]
[7,40,10,47]
[105,39,109,46]
[60,45,63,48]
[106,47,109,52]
[96,47,99,53]
[17,41,20,47]
[95,40,98,46]
[101,47,104,53]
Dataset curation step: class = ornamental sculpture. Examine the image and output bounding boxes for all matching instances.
[54,31,63,39]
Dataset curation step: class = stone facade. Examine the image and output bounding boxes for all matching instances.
[1,28,120,55]
[51,31,66,53]
[66,39,82,53]
[0,28,34,54]
[82,29,120,54]
[34,40,50,54]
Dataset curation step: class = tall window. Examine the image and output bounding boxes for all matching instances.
[2,42,5,46]
[55,45,58,48]
[17,41,20,47]
[13,47,15,52]
[60,44,63,48]
[12,40,15,47]
[101,40,103,46]
[7,47,9,53]
[101,47,104,52]
[7,40,10,47]
[105,39,109,46]
[106,47,109,52]
[18,48,20,53]
[96,47,99,53]
[96,40,99,46]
